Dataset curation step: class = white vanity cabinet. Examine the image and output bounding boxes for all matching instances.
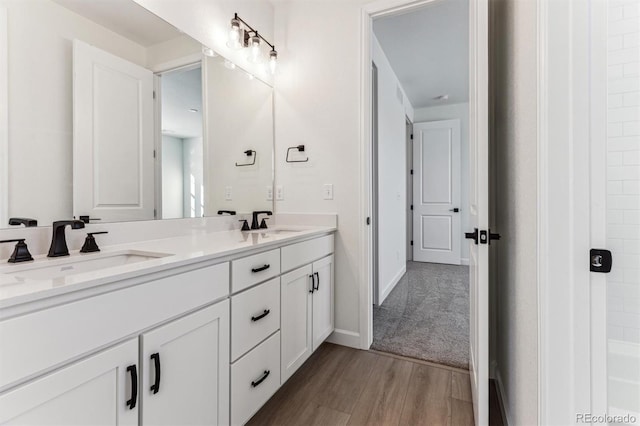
[280,236,335,383]
[0,338,139,425]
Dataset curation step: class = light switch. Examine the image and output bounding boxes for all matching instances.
[323,184,333,200]
[276,185,284,200]
[224,186,232,201]
[266,186,273,201]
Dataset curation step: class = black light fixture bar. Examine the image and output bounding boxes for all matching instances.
[233,13,276,51]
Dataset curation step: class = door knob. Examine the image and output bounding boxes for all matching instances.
[449,208,460,213]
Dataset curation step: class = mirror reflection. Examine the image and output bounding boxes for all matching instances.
[0,0,274,228]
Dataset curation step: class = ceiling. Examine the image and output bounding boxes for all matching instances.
[52,0,181,46]
[161,67,203,139]
[373,0,469,109]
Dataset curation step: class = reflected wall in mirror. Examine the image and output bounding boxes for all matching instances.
[0,0,274,228]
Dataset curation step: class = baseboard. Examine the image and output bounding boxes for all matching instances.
[326,328,361,349]
[379,265,407,305]
[495,366,512,426]
[461,258,470,266]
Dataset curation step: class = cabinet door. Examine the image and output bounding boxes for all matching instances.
[141,300,230,426]
[312,255,335,351]
[280,264,313,383]
[0,339,138,425]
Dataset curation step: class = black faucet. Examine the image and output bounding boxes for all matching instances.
[48,220,85,257]
[9,217,38,227]
[251,211,272,230]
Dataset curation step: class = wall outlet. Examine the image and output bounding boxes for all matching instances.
[266,186,273,201]
[323,184,333,200]
[224,186,232,201]
[276,185,284,200]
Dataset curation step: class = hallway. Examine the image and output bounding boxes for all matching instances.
[372,261,470,369]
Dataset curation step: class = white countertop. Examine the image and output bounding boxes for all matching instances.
[0,225,335,310]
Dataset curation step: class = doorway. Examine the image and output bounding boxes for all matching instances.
[362,0,490,424]
[156,63,204,219]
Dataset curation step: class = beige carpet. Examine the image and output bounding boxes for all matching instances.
[372,261,470,369]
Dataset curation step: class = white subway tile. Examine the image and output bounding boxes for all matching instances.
[624,296,640,313]
[609,209,625,223]
[608,106,640,122]
[609,295,626,312]
[623,150,640,164]
[609,325,625,340]
[624,121,640,135]
[624,239,640,254]
[610,35,624,51]
[623,180,640,194]
[610,5,625,21]
[624,32,640,48]
[609,77,640,94]
[609,282,640,298]
[608,135,640,151]
[624,62,639,77]
[623,327,640,343]
[609,18,640,36]
[623,2,640,18]
[609,311,640,328]
[608,47,640,65]
[610,152,624,165]
[624,91,640,106]
[625,267,640,283]
[607,195,640,210]
[610,122,625,137]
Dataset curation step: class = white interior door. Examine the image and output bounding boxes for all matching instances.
[73,39,155,222]
[468,0,489,424]
[413,119,462,264]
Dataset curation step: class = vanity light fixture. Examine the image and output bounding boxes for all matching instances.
[227,13,277,72]
[188,108,199,113]
[434,94,449,101]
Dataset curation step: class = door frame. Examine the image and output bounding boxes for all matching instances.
[359,0,488,349]
[406,117,413,262]
[0,6,8,227]
[537,0,595,423]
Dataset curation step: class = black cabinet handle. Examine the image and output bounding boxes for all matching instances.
[126,365,138,409]
[150,353,161,394]
[309,274,315,293]
[314,272,320,291]
[251,264,270,273]
[251,309,271,322]
[251,370,270,387]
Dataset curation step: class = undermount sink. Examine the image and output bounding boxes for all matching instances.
[3,250,171,280]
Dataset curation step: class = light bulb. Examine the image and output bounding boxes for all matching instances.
[269,50,277,74]
[227,18,242,49]
[248,34,262,63]
[202,46,216,57]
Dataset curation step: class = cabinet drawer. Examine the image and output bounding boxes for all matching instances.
[281,234,334,273]
[231,277,280,361]
[231,249,280,293]
[0,262,229,391]
[231,331,280,426]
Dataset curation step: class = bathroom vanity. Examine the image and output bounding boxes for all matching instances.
[0,227,335,425]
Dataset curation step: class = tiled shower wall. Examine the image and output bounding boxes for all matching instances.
[607,0,640,343]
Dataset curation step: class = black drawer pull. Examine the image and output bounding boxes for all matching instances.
[314,272,320,291]
[251,309,271,322]
[309,274,315,293]
[251,264,270,273]
[126,364,138,410]
[251,370,270,387]
[150,352,161,394]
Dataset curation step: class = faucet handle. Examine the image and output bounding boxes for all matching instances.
[80,231,108,253]
[259,217,270,229]
[78,216,102,224]
[0,239,34,263]
[238,219,250,231]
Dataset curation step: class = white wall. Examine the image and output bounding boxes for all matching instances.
[491,0,539,423]
[414,103,470,264]
[161,135,185,219]
[2,0,148,226]
[372,34,413,303]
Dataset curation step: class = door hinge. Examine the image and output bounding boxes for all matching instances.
[410,134,413,140]
[153,150,156,159]
[153,208,157,218]
[410,204,413,210]
[410,240,413,246]
[153,90,156,99]
[366,217,371,225]
[410,169,413,175]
